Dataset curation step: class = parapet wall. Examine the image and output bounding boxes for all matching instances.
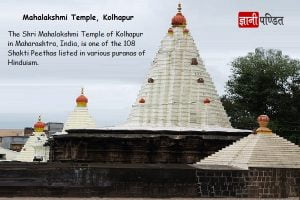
[0,162,198,197]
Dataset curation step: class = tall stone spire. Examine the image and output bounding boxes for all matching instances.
[124,4,231,129]
[63,88,96,131]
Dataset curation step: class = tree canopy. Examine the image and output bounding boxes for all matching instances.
[222,48,300,144]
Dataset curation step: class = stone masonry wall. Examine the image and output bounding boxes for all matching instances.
[196,167,300,198]
[0,162,198,197]
[196,169,247,197]
[247,168,300,198]
[0,162,299,198]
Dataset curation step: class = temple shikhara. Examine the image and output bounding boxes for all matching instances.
[0,4,299,199]
[124,4,231,129]
[62,88,96,131]
[49,4,249,164]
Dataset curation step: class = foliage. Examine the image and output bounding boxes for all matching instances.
[222,48,300,144]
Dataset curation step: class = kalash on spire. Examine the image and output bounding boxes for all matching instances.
[34,115,45,133]
[123,4,232,129]
[62,88,96,131]
[76,88,88,107]
[171,3,187,27]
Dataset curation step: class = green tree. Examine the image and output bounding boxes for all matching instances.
[222,48,300,144]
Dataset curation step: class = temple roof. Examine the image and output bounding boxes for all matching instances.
[55,127,250,141]
[196,115,300,169]
[123,4,232,129]
[63,88,96,131]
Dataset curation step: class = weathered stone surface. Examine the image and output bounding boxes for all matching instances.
[0,162,198,197]
[0,162,298,198]
[49,129,248,163]
[195,167,300,198]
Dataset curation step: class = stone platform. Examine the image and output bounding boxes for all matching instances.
[0,162,299,198]
[0,162,197,197]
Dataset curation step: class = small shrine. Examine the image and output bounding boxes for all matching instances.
[62,88,96,131]
[15,116,49,162]
[195,115,300,198]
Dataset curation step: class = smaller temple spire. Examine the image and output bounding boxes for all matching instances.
[256,115,272,134]
[63,88,96,131]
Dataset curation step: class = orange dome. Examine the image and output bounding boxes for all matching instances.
[34,116,45,132]
[76,95,88,103]
[34,121,45,129]
[76,88,88,107]
[171,4,187,27]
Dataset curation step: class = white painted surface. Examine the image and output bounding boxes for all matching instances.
[14,132,49,162]
[96,126,250,133]
[63,106,96,131]
[0,146,18,161]
[197,133,300,169]
[123,27,231,129]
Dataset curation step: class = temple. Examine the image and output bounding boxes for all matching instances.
[123,3,231,130]
[49,4,250,164]
[62,88,96,131]
[15,116,49,162]
[0,4,299,199]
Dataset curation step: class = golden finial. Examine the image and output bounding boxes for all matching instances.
[256,115,272,134]
[178,3,182,13]
[81,87,84,95]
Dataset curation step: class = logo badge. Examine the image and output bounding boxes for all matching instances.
[238,12,259,28]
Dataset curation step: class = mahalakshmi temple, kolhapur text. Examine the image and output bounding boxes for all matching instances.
[0,4,299,198]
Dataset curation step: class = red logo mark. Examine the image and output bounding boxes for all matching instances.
[238,12,259,28]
